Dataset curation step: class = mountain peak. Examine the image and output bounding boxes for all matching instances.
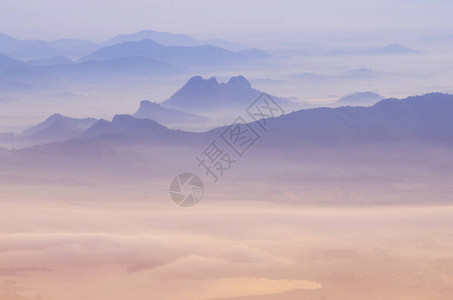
[112,114,140,124]
[111,114,165,129]
[84,114,170,139]
[21,113,98,141]
[373,44,418,54]
[48,113,65,120]
[177,76,221,96]
[181,75,253,92]
[186,75,219,85]
[162,75,261,112]
[227,75,251,89]
[139,100,159,109]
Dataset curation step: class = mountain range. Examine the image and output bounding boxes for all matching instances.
[102,29,249,51]
[253,93,453,146]
[0,30,251,62]
[79,39,256,67]
[87,93,453,147]
[0,113,98,148]
[0,32,99,60]
[3,92,452,152]
[22,113,97,137]
[0,35,268,88]
[1,72,452,150]
[0,75,275,147]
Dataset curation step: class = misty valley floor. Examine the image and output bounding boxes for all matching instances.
[1,197,453,300]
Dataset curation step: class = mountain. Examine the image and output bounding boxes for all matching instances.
[0,30,249,61]
[363,44,419,55]
[0,32,100,60]
[162,75,287,114]
[0,112,198,149]
[133,100,210,130]
[11,38,99,60]
[85,114,168,137]
[20,113,98,143]
[334,92,384,107]
[0,113,99,148]
[5,93,453,151]
[104,30,199,47]
[82,114,203,146]
[45,39,100,58]
[103,29,249,51]
[22,119,87,143]
[23,113,97,136]
[79,39,246,67]
[2,95,452,208]
[251,93,453,146]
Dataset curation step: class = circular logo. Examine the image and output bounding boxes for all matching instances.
[169,173,204,207]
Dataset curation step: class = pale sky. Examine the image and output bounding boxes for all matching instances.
[0,0,452,42]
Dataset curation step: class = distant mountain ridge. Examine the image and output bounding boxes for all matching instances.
[19,114,98,145]
[79,39,251,67]
[0,32,99,60]
[0,113,98,148]
[334,92,384,107]
[85,114,168,138]
[22,113,97,137]
[103,29,249,51]
[0,30,253,62]
[79,114,207,147]
[1,92,452,152]
[0,32,270,88]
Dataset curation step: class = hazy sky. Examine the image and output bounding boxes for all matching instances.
[1,0,452,41]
